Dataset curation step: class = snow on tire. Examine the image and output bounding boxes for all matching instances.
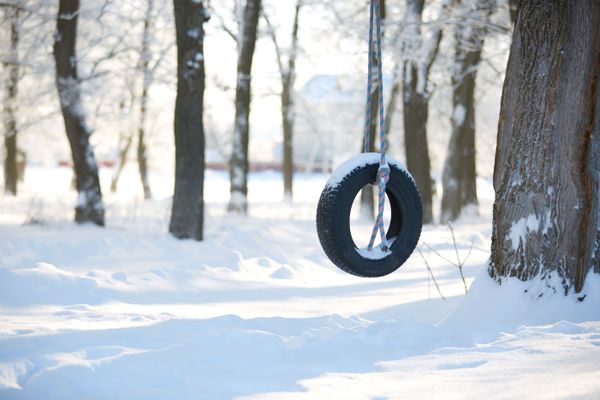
[316,153,422,277]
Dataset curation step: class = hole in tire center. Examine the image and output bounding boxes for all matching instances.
[350,187,392,250]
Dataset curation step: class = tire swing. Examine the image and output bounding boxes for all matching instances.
[316,0,422,278]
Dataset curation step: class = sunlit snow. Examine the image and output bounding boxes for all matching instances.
[1,167,599,399]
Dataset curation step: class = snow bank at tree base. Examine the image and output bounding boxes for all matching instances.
[439,271,600,336]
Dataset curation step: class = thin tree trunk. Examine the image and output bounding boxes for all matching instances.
[281,0,302,201]
[440,0,494,223]
[53,0,104,226]
[170,0,208,240]
[281,74,294,199]
[137,125,151,198]
[2,5,19,196]
[137,0,154,200]
[110,131,133,193]
[110,98,134,193]
[228,0,261,213]
[490,0,600,294]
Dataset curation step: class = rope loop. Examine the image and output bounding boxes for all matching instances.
[364,0,390,252]
[367,162,390,251]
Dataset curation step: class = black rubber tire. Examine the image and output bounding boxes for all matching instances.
[316,158,422,277]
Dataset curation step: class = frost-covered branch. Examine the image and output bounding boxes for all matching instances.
[261,11,283,76]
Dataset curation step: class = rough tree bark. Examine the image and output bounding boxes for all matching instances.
[53,0,104,225]
[440,0,494,223]
[402,0,444,224]
[490,0,600,294]
[137,0,154,200]
[2,4,19,196]
[170,0,208,240]
[228,0,261,213]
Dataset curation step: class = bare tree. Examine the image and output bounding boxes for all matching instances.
[490,0,600,294]
[136,0,155,200]
[169,0,209,240]
[53,0,104,225]
[110,94,135,193]
[440,0,495,223]
[228,0,261,213]
[263,0,303,200]
[401,0,447,224]
[107,1,174,196]
[1,2,20,195]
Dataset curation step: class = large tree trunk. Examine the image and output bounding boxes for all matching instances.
[440,0,494,223]
[169,0,208,240]
[2,5,19,196]
[281,0,302,201]
[228,0,261,213]
[137,0,154,200]
[53,0,104,226]
[490,0,600,294]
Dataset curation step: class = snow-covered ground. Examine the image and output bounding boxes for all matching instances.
[1,167,599,399]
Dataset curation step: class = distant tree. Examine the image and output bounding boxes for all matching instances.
[263,0,303,200]
[440,0,495,223]
[136,0,155,200]
[401,0,447,224]
[1,2,21,195]
[53,0,104,225]
[490,0,600,294]
[110,94,135,193]
[228,0,261,213]
[106,1,173,197]
[169,0,209,240]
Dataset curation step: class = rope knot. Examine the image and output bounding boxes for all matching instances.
[376,163,390,186]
